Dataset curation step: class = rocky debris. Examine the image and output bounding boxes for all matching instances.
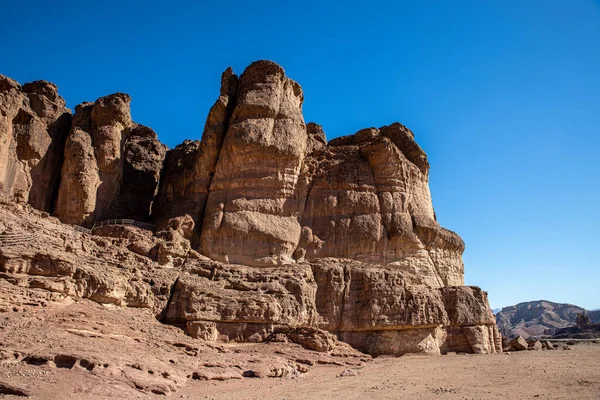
[528,340,543,351]
[508,336,529,351]
[54,93,166,226]
[266,327,340,352]
[338,369,359,377]
[541,340,555,350]
[0,75,71,212]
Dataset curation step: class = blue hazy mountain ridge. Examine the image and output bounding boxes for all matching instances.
[495,300,600,339]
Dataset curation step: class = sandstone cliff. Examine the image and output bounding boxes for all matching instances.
[0,75,71,212]
[54,93,167,226]
[0,61,500,362]
[150,61,464,286]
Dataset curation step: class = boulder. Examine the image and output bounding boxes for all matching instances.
[509,336,529,351]
[528,340,543,351]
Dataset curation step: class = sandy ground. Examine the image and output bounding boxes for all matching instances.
[1,286,599,399]
[182,344,600,400]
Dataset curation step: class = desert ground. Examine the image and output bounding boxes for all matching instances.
[1,290,598,400]
[183,344,600,400]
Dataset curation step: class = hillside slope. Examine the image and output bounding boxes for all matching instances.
[496,300,600,339]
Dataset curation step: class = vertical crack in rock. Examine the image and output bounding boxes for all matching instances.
[159,276,180,323]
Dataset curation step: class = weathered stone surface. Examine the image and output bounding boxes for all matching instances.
[164,261,318,334]
[296,123,464,287]
[0,75,71,212]
[199,60,307,266]
[54,93,166,226]
[160,255,499,355]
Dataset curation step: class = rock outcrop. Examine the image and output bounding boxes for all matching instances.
[198,61,307,266]
[296,123,464,287]
[162,257,500,355]
[54,93,166,226]
[0,60,501,358]
[0,75,71,212]
[153,67,238,242]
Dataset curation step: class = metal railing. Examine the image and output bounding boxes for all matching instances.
[91,219,156,232]
[0,233,35,246]
[73,225,92,234]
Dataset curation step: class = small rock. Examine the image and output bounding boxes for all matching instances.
[339,369,358,377]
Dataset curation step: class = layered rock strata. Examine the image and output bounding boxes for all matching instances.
[163,258,501,355]
[0,61,500,357]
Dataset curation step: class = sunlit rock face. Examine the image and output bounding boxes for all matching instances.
[0,62,500,358]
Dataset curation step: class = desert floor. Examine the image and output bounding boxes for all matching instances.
[1,291,598,400]
[183,344,600,400]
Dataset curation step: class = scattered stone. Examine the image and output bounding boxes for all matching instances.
[339,369,359,377]
[509,336,529,351]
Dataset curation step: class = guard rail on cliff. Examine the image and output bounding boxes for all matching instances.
[0,233,35,247]
[91,219,156,232]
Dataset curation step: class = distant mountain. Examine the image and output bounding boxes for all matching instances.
[496,300,600,339]
[492,308,501,314]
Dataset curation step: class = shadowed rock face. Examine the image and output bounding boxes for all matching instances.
[0,75,71,212]
[54,93,166,226]
[152,67,238,242]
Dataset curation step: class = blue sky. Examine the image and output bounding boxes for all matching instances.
[2,1,599,309]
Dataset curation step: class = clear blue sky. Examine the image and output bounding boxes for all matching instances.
[2,1,599,309]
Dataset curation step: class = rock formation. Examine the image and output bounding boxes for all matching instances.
[0,61,501,361]
[54,93,167,226]
[0,75,71,212]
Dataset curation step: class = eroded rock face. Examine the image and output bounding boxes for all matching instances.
[0,75,71,212]
[0,61,500,359]
[296,123,464,287]
[199,61,307,266]
[161,257,500,355]
[54,93,166,226]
